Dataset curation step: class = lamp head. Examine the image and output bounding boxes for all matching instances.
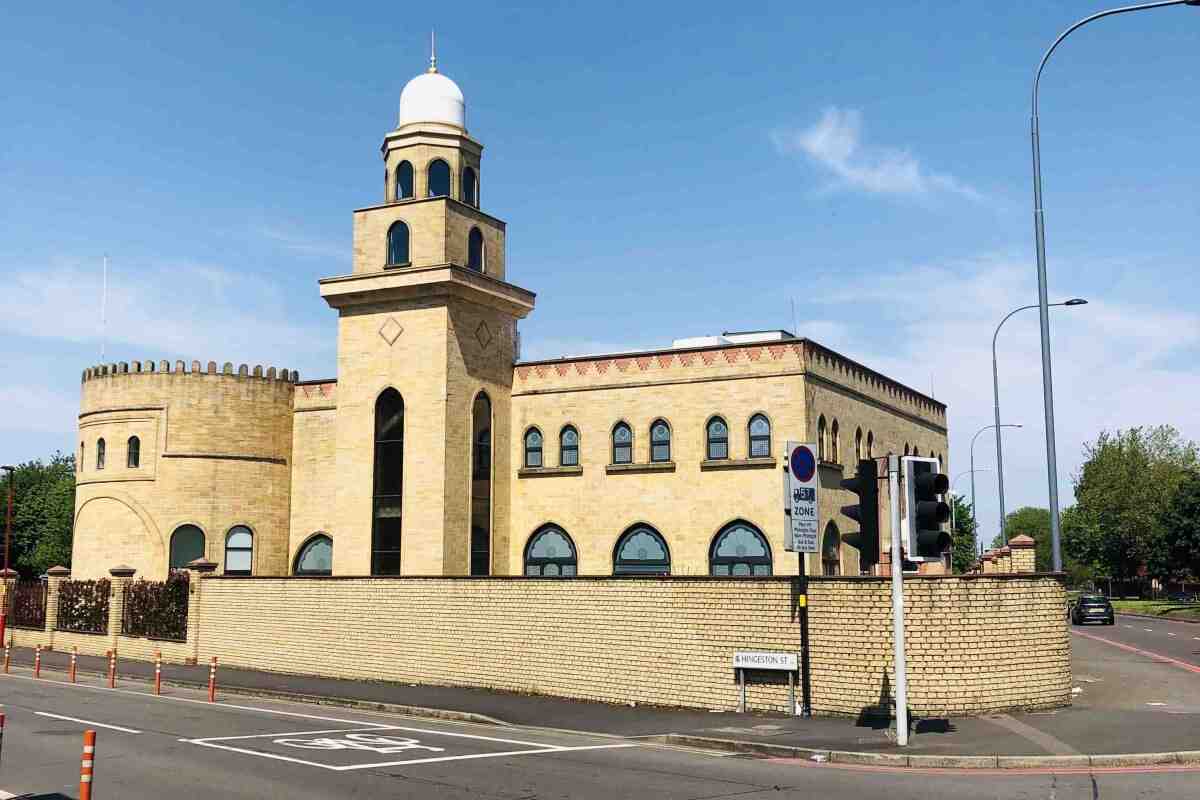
[1064,298,1088,306]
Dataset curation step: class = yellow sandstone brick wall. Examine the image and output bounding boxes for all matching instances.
[194,574,1070,716]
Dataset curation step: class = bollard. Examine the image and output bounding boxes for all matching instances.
[106,649,115,689]
[0,711,5,768]
[154,650,162,696]
[79,729,96,800]
[2,644,9,674]
[207,656,218,702]
[34,644,42,679]
[70,646,78,683]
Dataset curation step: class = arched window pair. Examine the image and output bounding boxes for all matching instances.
[168,524,255,575]
[394,160,477,206]
[524,426,579,468]
[95,436,141,470]
[704,414,771,460]
[816,416,840,463]
[387,221,484,273]
[608,420,670,464]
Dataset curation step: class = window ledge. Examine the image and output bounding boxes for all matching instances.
[700,457,777,472]
[606,461,676,475]
[518,465,583,478]
[383,262,413,270]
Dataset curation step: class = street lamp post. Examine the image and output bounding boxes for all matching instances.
[1,465,13,646]
[1031,0,1199,572]
[992,299,1087,544]
[971,424,1021,545]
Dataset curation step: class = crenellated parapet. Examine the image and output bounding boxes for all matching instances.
[82,360,299,384]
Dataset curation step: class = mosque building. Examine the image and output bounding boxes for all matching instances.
[71,53,949,581]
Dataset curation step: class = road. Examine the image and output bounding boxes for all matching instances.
[2,664,1198,798]
[1078,613,1200,669]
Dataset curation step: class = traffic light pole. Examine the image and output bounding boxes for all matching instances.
[887,454,909,746]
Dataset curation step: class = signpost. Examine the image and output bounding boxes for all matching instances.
[782,441,818,718]
[733,652,799,714]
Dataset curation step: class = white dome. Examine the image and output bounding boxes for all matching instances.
[398,70,465,129]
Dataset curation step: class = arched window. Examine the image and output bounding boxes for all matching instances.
[467,227,485,272]
[854,428,863,462]
[822,521,841,576]
[169,524,205,571]
[650,419,671,463]
[470,392,492,576]
[224,526,253,575]
[294,534,332,576]
[427,159,450,197]
[127,436,140,469]
[710,521,772,576]
[816,416,827,462]
[372,389,404,575]
[95,438,106,470]
[831,419,840,464]
[867,431,874,458]
[560,426,579,467]
[395,161,414,200]
[903,443,910,456]
[461,166,478,207]
[706,417,729,460]
[79,442,84,471]
[386,221,409,267]
[749,414,771,458]
[524,427,543,468]
[613,525,670,575]
[612,422,632,464]
[524,525,577,576]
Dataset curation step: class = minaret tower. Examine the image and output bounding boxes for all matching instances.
[320,47,535,577]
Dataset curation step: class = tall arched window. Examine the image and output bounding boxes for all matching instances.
[822,521,841,576]
[461,166,478,207]
[710,521,772,576]
[470,392,492,576]
[294,533,332,576]
[867,431,874,458]
[372,389,404,575]
[467,227,485,272]
[749,414,771,458]
[386,221,410,267]
[816,416,827,462]
[613,525,671,575]
[79,442,84,471]
[127,436,140,469]
[650,419,671,463]
[831,419,841,464]
[854,428,863,462]
[395,161,414,200]
[705,417,728,460]
[169,524,205,571]
[903,443,910,456]
[523,427,543,468]
[612,422,632,464]
[560,426,579,466]
[427,159,451,197]
[224,526,253,575]
[96,438,106,470]
[524,525,577,576]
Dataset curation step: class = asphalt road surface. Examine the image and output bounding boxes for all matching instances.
[1079,612,1200,668]
[2,670,1199,799]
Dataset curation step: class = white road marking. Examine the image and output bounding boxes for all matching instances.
[1146,702,1167,707]
[1193,637,1200,641]
[1123,625,1134,629]
[1167,633,1177,637]
[1144,628,1154,632]
[35,711,142,734]
[192,724,578,749]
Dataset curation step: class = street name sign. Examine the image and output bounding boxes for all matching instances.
[732,651,799,671]
[783,440,819,553]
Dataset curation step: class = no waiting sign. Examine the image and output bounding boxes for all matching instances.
[784,441,819,553]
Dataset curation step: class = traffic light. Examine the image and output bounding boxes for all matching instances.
[903,456,951,560]
[840,459,879,571]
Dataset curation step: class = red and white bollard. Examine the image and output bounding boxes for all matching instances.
[79,729,96,800]
[207,656,218,703]
[154,650,162,696]
[70,646,78,683]
[33,644,41,679]
[2,644,9,674]
[106,649,116,689]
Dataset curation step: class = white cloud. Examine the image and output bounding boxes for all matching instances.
[774,107,983,202]
[795,255,1200,543]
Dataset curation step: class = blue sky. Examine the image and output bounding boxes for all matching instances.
[2,1,1198,544]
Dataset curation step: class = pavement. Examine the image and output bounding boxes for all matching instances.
[3,613,1199,764]
[2,670,1199,799]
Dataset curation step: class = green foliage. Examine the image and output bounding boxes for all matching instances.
[1159,470,1200,581]
[992,506,1053,572]
[1065,426,1198,583]
[6,452,76,577]
[950,493,977,574]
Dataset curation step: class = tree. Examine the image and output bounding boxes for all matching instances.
[1066,426,1197,586]
[992,506,1052,572]
[7,452,76,577]
[1159,470,1200,582]
[950,493,977,574]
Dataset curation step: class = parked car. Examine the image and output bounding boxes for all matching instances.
[1071,595,1115,625]
[1167,591,1197,603]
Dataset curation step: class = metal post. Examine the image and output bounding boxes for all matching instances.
[1,465,13,646]
[154,650,162,696]
[887,454,909,746]
[1030,0,1196,571]
[737,667,746,713]
[797,553,811,717]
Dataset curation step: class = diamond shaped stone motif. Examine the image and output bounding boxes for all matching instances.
[475,320,493,350]
[378,317,404,346]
